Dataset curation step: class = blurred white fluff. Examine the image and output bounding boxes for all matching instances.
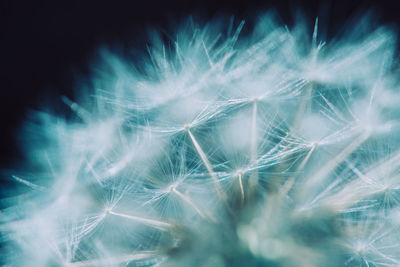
[2,12,400,267]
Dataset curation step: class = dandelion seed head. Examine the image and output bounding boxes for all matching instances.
[3,10,400,267]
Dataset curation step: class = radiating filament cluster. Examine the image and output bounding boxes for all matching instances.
[2,13,400,267]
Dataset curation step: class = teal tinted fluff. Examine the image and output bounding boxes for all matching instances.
[2,13,400,267]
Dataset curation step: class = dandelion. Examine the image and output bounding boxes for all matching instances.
[2,12,400,267]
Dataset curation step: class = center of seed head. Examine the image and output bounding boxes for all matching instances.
[183,124,190,131]
[168,185,175,192]
[310,141,319,147]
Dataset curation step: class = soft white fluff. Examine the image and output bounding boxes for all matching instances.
[2,12,400,267]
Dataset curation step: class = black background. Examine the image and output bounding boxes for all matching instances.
[1,0,400,176]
